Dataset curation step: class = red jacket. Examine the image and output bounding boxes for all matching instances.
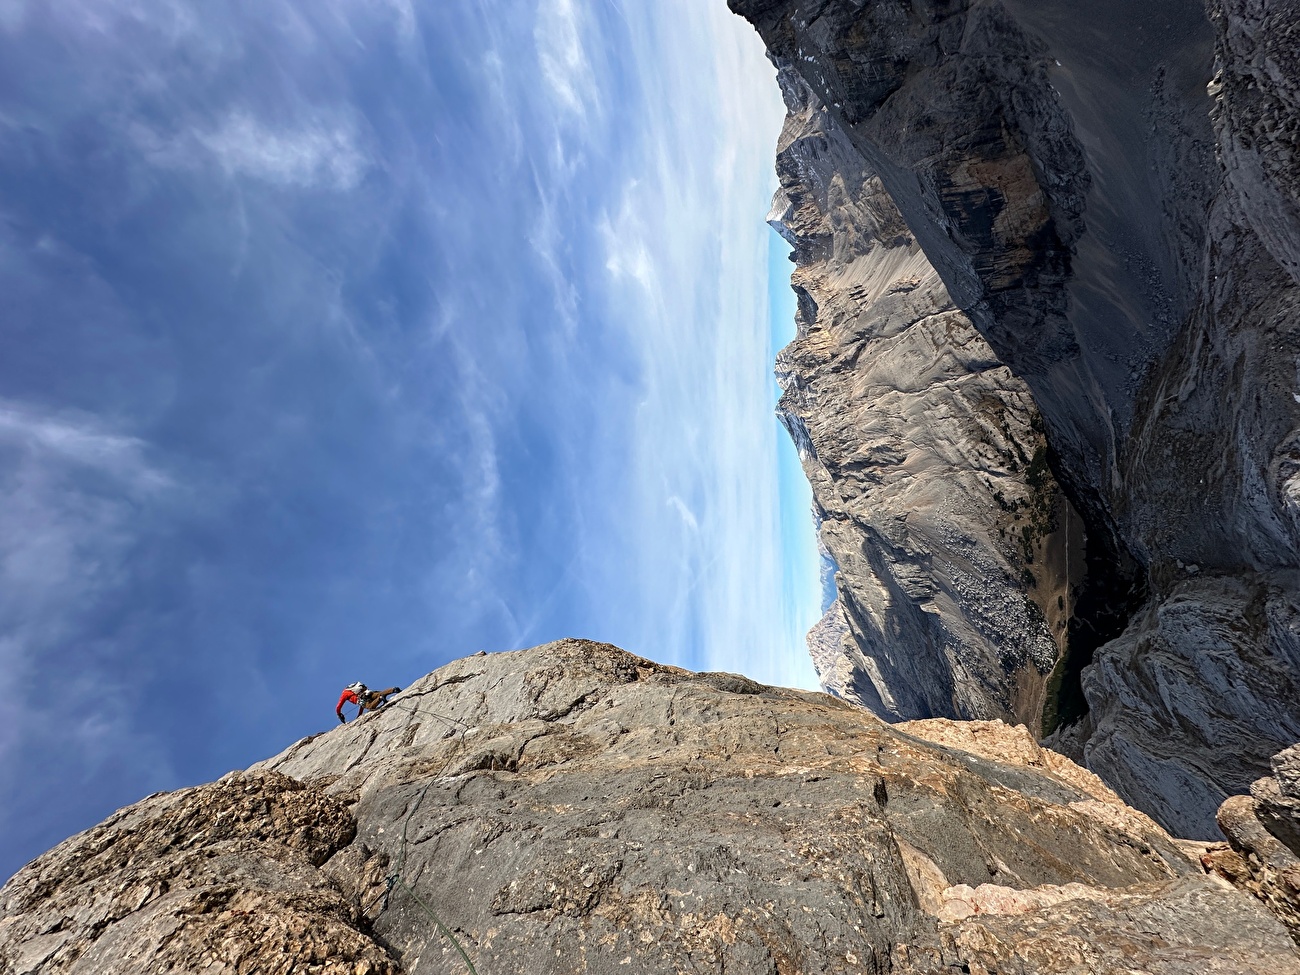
[336,689,360,718]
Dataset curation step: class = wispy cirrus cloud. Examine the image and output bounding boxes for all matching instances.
[0,399,181,851]
[534,0,598,120]
[0,0,819,884]
[585,2,821,690]
[0,400,174,666]
[0,401,173,492]
[134,110,371,191]
[195,112,371,190]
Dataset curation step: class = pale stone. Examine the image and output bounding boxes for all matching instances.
[3,642,1297,974]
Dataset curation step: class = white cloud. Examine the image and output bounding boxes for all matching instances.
[534,0,598,120]
[667,495,700,534]
[601,204,657,294]
[480,49,524,166]
[133,110,370,191]
[193,111,370,190]
[6,0,204,46]
[0,402,172,494]
[372,0,416,41]
[0,403,172,616]
[0,403,175,767]
[528,179,581,336]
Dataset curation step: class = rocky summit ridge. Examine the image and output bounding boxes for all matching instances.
[3,641,1299,974]
[732,0,1300,840]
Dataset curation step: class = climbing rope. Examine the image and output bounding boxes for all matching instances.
[342,688,473,734]
[388,876,480,975]
[382,697,473,734]
[346,691,480,975]
[364,779,480,975]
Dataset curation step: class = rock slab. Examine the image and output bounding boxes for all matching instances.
[3,641,1297,974]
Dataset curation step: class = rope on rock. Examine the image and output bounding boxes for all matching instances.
[340,687,481,973]
[347,706,479,975]
[375,780,480,975]
[382,698,474,734]
[343,688,472,735]
[389,876,480,975]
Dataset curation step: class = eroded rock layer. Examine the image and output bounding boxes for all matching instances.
[734,0,1300,837]
[3,642,1298,974]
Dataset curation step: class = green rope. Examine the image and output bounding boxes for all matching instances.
[344,689,480,974]
[374,780,479,975]
[392,876,481,975]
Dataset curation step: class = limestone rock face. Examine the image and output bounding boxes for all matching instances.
[1205,743,1300,944]
[732,0,1300,837]
[4,642,1298,974]
[1210,0,1300,290]
[771,65,1078,730]
[1064,573,1300,840]
[0,769,395,975]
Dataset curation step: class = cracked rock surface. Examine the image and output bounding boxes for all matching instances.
[4,640,1297,973]
[0,769,394,975]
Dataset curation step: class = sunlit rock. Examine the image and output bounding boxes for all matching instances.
[3,642,1297,973]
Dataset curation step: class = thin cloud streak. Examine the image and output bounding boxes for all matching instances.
[590,2,820,689]
[0,401,182,848]
[535,0,599,120]
[193,112,371,190]
[0,402,172,491]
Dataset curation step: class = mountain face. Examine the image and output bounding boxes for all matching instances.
[732,0,1300,838]
[770,58,1078,732]
[3,642,1298,974]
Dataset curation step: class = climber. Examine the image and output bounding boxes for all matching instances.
[336,681,402,723]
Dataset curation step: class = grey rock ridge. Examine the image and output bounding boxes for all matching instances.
[770,60,1080,731]
[4,641,1299,974]
[732,0,1300,837]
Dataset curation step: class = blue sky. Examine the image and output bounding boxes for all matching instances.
[0,0,819,879]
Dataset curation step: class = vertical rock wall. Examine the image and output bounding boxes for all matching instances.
[734,0,1300,837]
[770,67,1079,727]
